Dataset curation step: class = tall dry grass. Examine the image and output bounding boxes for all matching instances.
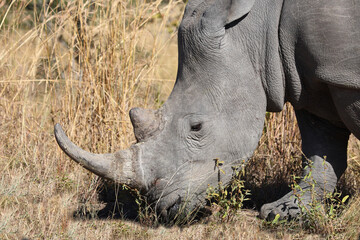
[1,0,181,238]
[0,1,359,239]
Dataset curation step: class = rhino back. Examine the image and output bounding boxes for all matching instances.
[280,0,360,121]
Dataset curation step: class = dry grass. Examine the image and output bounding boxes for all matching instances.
[0,1,359,239]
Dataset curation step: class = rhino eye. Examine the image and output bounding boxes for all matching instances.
[190,123,202,132]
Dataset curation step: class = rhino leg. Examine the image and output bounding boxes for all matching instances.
[260,110,350,221]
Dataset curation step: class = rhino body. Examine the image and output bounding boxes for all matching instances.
[55,0,360,221]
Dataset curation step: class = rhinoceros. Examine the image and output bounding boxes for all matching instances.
[54,0,360,221]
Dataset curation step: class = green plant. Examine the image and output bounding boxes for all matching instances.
[265,159,350,237]
[207,160,251,222]
[293,165,350,236]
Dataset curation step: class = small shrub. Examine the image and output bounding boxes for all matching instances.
[206,160,251,222]
[292,163,350,236]
[264,160,350,237]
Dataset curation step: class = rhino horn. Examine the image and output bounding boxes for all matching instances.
[54,124,143,189]
[129,108,161,142]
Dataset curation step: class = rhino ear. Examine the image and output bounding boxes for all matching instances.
[226,0,255,25]
[202,0,255,31]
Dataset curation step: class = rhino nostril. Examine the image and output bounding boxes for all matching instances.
[169,202,180,213]
[167,202,181,220]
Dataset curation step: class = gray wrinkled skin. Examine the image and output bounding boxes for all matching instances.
[55,0,360,221]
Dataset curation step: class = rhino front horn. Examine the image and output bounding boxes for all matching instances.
[129,108,161,142]
[54,124,143,189]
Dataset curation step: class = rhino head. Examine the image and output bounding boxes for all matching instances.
[55,0,267,220]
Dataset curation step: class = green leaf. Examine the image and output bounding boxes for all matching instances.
[329,205,334,216]
[342,195,349,203]
[271,214,281,224]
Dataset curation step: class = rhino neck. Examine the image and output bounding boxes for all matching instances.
[237,0,286,112]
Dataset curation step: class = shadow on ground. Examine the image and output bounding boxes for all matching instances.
[71,179,293,224]
[71,169,355,225]
[73,182,140,221]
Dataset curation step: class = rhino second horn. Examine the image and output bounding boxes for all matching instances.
[54,124,142,188]
[129,108,160,142]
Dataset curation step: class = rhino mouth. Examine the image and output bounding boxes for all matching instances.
[159,197,182,221]
[159,197,204,224]
[168,201,181,215]
[159,195,212,224]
